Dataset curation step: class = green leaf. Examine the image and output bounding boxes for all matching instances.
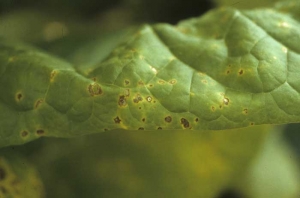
[0,0,300,147]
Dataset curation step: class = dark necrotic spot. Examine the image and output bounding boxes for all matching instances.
[0,168,6,181]
[181,118,190,128]
[124,79,130,85]
[36,129,45,135]
[238,69,244,75]
[88,83,102,96]
[104,128,108,131]
[142,118,145,122]
[114,116,121,124]
[21,131,28,137]
[243,109,248,114]
[250,122,254,126]
[195,118,199,122]
[165,116,172,123]
[138,127,144,130]
[216,188,244,198]
[118,95,127,106]
[35,99,43,108]
[16,93,22,101]
[157,127,162,130]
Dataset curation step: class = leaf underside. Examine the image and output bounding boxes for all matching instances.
[0,0,299,147]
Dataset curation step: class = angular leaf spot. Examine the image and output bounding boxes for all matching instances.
[114,116,121,124]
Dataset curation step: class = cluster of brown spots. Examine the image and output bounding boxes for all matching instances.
[35,99,43,108]
[142,118,145,122]
[118,95,127,106]
[195,118,199,122]
[157,127,162,130]
[169,79,177,85]
[0,168,6,181]
[50,70,57,81]
[16,92,23,101]
[114,116,121,124]
[21,131,28,137]
[138,127,144,130]
[133,94,143,103]
[243,109,248,114]
[223,98,229,105]
[165,116,172,123]
[36,129,45,135]
[124,80,130,86]
[181,118,190,128]
[88,83,102,96]
[239,69,244,75]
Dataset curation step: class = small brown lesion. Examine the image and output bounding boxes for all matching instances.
[124,79,130,86]
[250,122,254,126]
[142,118,145,122]
[195,118,199,122]
[211,106,215,111]
[157,127,162,130]
[138,127,144,130]
[36,129,45,135]
[35,99,44,109]
[223,98,229,105]
[88,83,103,96]
[16,92,23,102]
[243,108,248,114]
[169,79,177,85]
[180,118,190,128]
[158,80,165,85]
[0,167,6,181]
[133,94,143,103]
[114,116,121,124]
[138,81,144,86]
[238,69,244,75]
[226,70,230,74]
[118,95,127,106]
[21,130,28,137]
[165,116,172,123]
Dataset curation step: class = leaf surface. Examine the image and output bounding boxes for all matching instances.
[0,0,300,147]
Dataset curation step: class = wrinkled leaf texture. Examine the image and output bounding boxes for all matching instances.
[0,0,299,147]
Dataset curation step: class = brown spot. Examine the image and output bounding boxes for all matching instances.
[149,84,153,88]
[219,105,222,109]
[88,83,102,96]
[35,99,43,108]
[133,94,143,103]
[138,127,144,130]
[21,131,28,137]
[250,122,254,126]
[223,98,229,105]
[169,79,177,84]
[211,106,215,111]
[92,77,96,82]
[181,118,190,128]
[50,70,57,81]
[124,80,130,85]
[195,118,199,122]
[157,127,162,130]
[138,107,142,110]
[114,116,121,124]
[226,70,230,74]
[243,109,248,114]
[36,129,45,135]
[16,93,22,101]
[104,128,108,131]
[146,96,152,102]
[118,95,127,106]
[0,168,6,181]
[239,69,244,75]
[228,64,231,67]
[165,116,172,123]
[138,81,144,86]
[142,118,145,122]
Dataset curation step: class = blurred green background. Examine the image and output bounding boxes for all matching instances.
[0,0,299,198]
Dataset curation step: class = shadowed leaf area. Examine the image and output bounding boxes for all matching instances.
[0,0,299,147]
